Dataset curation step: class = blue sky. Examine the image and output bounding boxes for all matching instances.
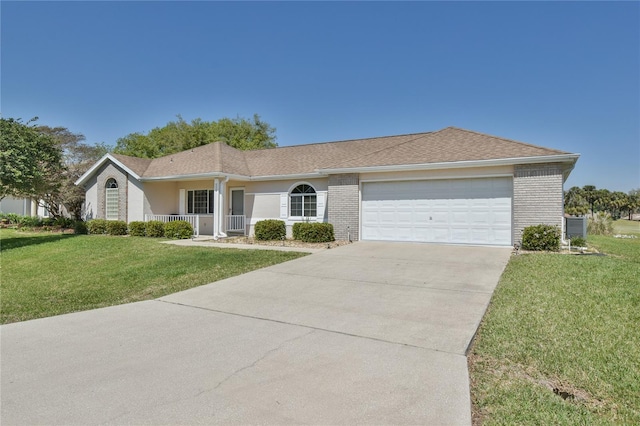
[2,1,639,192]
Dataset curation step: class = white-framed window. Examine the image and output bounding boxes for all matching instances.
[290,184,317,217]
[105,178,119,220]
[187,190,214,214]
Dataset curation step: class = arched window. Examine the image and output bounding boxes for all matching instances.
[105,178,119,220]
[290,184,316,218]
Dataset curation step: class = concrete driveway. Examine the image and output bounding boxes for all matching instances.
[1,242,511,425]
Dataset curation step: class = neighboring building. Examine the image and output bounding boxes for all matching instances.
[75,127,579,246]
[0,196,50,218]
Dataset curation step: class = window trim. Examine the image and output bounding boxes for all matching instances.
[186,189,214,214]
[289,183,317,218]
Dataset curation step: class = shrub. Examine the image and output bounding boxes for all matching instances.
[293,222,335,243]
[86,219,108,234]
[164,220,193,239]
[18,216,42,228]
[146,220,165,238]
[128,221,146,237]
[521,224,561,251]
[74,220,88,235]
[55,217,74,228]
[570,236,586,247]
[587,212,614,236]
[106,220,128,236]
[254,219,286,241]
[0,213,21,224]
[41,217,55,226]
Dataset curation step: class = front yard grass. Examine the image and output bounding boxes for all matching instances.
[0,229,307,324]
[469,230,639,424]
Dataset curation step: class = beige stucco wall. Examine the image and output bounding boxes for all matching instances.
[143,181,179,216]
[83,176,98,220]
[243,178,329,237]
[127,179,145,222]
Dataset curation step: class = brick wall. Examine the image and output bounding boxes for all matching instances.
[513,163,564,243]
[328,173,360,241]
[95,162,128,222]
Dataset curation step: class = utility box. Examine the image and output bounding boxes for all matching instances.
[565,216,587,239]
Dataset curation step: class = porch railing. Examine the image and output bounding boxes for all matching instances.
[145,214,200,237]
[226,215,246,235]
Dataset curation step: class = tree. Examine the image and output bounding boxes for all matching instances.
[624,189,640,220]
[0,118,64,201]
[113,114,276,158]
[36,125,109,219]
[606,191,629,220]
[564,186,589,216]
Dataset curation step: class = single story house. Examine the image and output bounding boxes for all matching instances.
[75,126,579,246]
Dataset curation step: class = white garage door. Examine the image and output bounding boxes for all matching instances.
[361,177,512,245]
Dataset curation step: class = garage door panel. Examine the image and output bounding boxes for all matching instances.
[432,228,450,242]
[361,177,512,246]
[493,211,511,225]
[468,211,490,225]
[470,229,491,243]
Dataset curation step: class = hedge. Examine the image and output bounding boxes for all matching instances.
[164,220,193,239]
[74,220,88,235]
[129,221,146,237]
[106,220,128,236]
[292,222,335,243]
[86,219,108,234]
[146,220,165,238]
[254,219,286,241]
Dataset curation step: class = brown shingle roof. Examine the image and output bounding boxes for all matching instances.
[322,127,571,170]
[110,127,574,180]
[111,154,152,176]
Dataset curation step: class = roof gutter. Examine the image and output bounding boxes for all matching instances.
[317,154,580,174]
[131,172,329,182]
[140,172,250,182]
[248,172,328,181]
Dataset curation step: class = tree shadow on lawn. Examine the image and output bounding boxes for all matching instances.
[0,233,78,252]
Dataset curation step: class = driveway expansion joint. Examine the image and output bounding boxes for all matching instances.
[156,299,466,357]
[259,269,494,295]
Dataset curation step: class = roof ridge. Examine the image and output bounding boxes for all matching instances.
[251,131,434,152]
[323,133,432,169]
[219,141,251,174]
[443,126,569,154]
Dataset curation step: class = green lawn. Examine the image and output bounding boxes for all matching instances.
[0,229,307,324]
[613,218,640,235]
[469,228,640,424]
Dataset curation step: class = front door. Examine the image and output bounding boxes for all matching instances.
[230,189,244,215]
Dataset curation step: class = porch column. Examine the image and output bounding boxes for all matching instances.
[218,178,227,238]
[213,178,220,238]
[213,178,228,239]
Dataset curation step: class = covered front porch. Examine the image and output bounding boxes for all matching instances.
[144,214,245,237]
[142,177,246,238]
